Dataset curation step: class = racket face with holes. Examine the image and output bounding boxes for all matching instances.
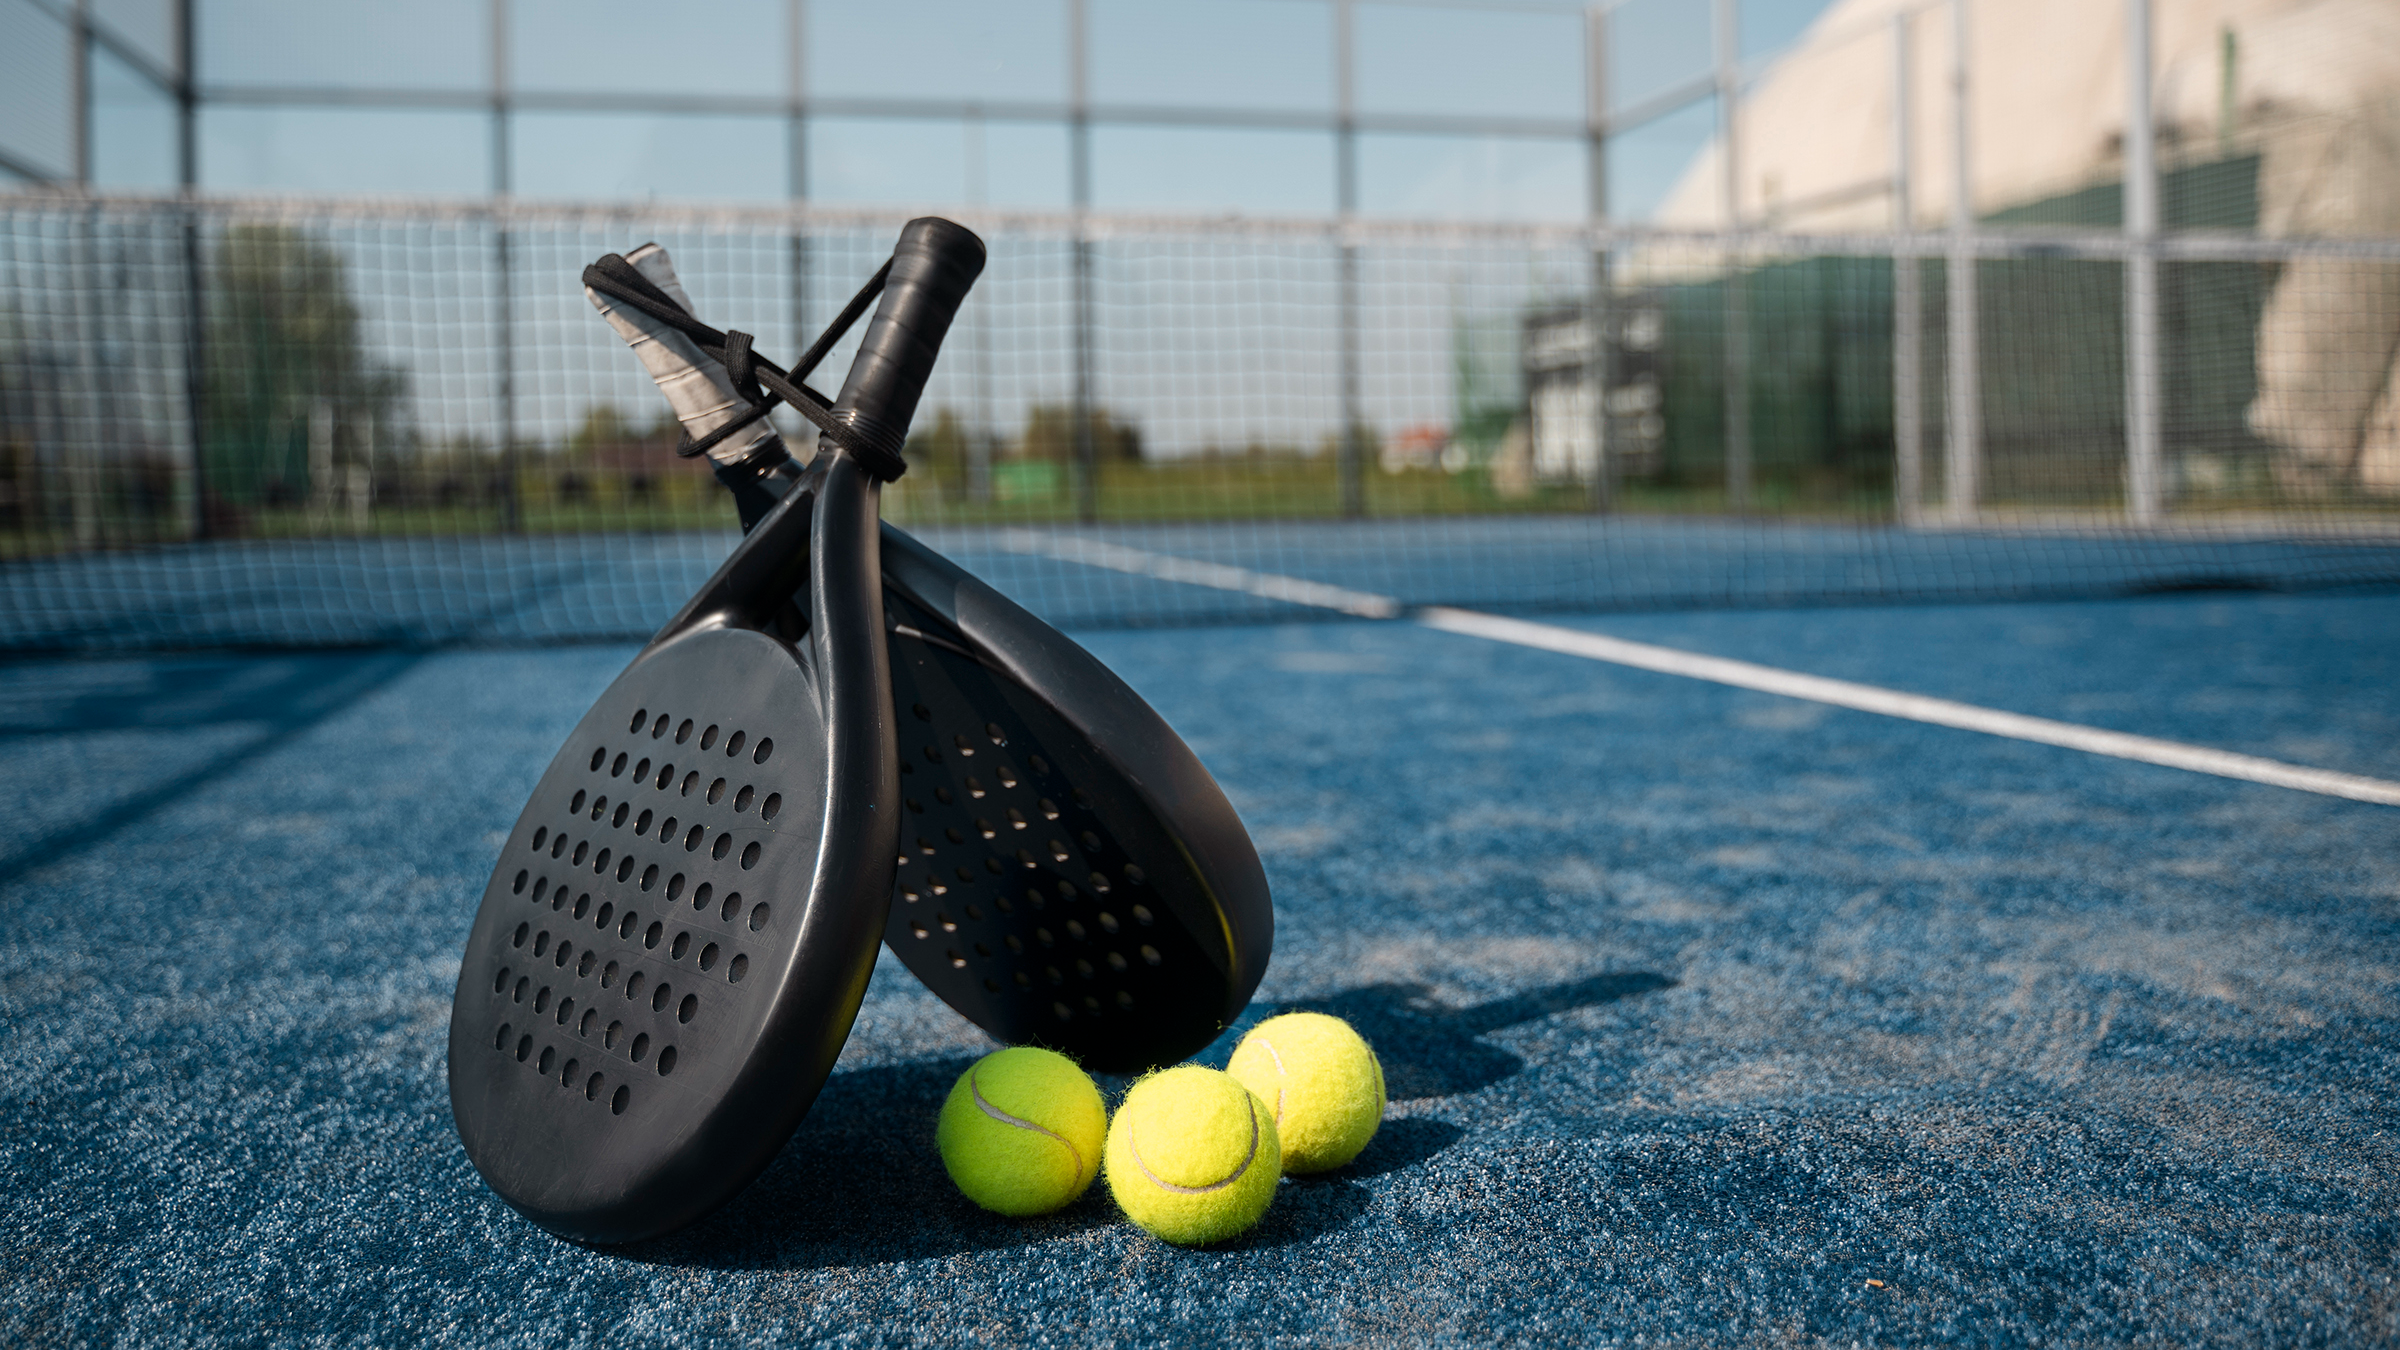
[447,469,898,1245]
[878,527,1273,1074]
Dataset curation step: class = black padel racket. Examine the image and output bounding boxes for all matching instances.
[874,530,1271,1073]
[587,242,1273,1074]
[448,218,984,1244]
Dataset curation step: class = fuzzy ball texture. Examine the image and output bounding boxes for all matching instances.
[1227,1011,1385,1173]
[935,1047,1108,1217]
[1102,1065,1281,1246]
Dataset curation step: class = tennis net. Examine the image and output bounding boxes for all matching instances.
[3,193,2397,650]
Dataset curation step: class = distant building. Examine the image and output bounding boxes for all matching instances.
[1654,0,2400,495]
[1520,296,1665,488]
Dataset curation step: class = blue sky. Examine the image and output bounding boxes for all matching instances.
[15,0,1840,224]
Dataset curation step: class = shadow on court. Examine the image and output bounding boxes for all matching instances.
[639,1054,1398,1269]
[632,1054,1119,1272]
[7,598,2397,1343]
[0,651,420,880]
[1291,971,1679,1102]
[640,970,1671,1270]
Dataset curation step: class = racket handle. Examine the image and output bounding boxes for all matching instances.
[827,218,986,468]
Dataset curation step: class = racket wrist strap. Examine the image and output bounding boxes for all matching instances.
[582,254,910,483]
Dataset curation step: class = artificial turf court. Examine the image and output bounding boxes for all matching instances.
[4,586,2397,1344]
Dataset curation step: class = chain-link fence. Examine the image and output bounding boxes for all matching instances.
[3,193,2397,648]
[6,1,2400,647]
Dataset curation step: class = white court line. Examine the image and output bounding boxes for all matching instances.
[1419,607,2400,808]
[997,529,2400,808]
[995,529,1403,618]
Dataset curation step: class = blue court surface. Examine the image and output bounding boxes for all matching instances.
[4,591,2398,1345]
[6,517,2399,650]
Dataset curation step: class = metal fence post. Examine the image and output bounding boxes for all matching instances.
[1891,8,1923,526]
[1068,0,1098,524]
[70,0,91,186]
[1715,0,1750,510]
[67,214,100,549]
[177,0,207,541]
[788,0,810,459]
[67,3,95,546]
[181,208,207,540]
[1586,1,1613,513]
[2123,0,2164,525]
[1336,0,1364,518]
[492,0,520,533]
[1943,0,1981,520]
[1338,241,1364,517]
[966,112,994,505]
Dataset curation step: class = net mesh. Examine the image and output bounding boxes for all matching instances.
[3,195,2398,650]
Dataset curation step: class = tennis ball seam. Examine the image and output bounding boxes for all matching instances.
[970,1062,1086,1180]
[1128,1092,1261,1195]
[1228,1013,1383,1174]
[1253,1035,1289,1124]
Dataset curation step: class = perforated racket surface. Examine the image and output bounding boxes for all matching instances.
[448,220,984,1244]
[878,533,1272,1073]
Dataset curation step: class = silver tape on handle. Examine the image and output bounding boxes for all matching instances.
[583,243,783,469]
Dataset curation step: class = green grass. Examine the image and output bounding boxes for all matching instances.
[9,458,2392,564]
[886,458,1902,527]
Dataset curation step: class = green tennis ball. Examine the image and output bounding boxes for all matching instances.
[1226,1011,1385,1173]
[1103,1064,1281,1246]
[936,1046,1107,1217]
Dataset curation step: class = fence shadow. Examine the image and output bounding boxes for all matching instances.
[1289,971,1679,1102]
[0,651,420,881]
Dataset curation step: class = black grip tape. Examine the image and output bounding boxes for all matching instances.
[828,218,987,461]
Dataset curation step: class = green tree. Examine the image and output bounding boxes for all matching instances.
[904,406,973,493]
[203,225,405,515]
[1017,404,1141,464]
[561,404,676,460]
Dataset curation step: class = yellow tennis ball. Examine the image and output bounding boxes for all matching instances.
[1102,1065,1281,1246]
[936,1046,1107,1217]
[1226,1012,1385,1173]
